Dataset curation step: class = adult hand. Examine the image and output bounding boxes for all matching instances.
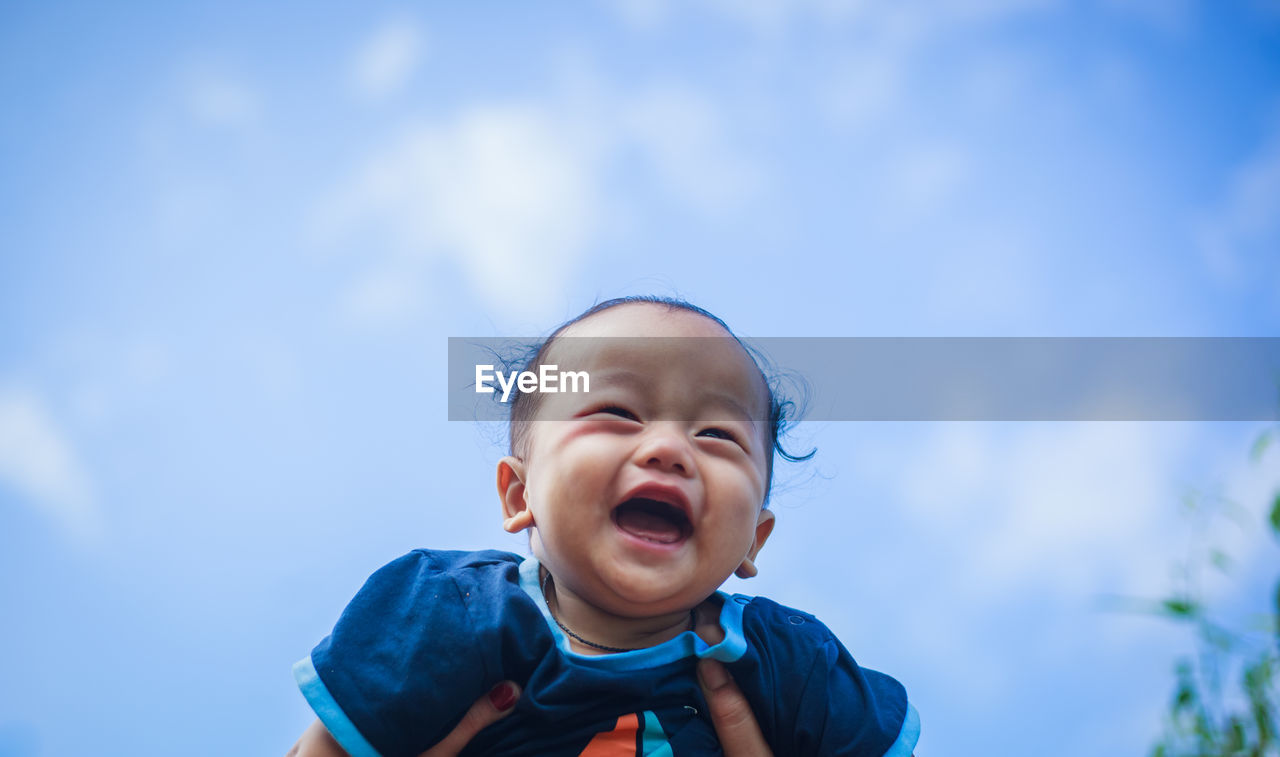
[290,667,773,757]
[417,682,521,757]
[424,664,772,757]
[698,658,774,757]
[427,663,772,757]
[285,682,521,757]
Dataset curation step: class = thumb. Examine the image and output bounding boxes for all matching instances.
[698,659,773,757]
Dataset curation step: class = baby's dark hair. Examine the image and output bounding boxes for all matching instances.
[505,295,813,503]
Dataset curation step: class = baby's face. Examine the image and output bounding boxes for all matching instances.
[502,303,773,619]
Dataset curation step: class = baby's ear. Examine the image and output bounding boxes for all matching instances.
[734,509,776,579]
[497,456,534,533]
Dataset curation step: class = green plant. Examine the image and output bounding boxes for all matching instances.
[1150,427,1280,757]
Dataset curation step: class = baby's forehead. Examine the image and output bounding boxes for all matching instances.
[556,302,732,340]
[548,305,771,417]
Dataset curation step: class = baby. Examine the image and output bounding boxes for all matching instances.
[292,297,919,756]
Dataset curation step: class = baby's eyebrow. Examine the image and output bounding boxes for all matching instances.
[700,392,764,425]
[590,368,649,390]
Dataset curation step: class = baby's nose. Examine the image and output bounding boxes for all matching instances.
[636,426,692,475]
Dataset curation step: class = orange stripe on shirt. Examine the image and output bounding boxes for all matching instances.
[577,712,639,756]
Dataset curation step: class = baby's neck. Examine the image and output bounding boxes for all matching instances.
[542,571,724,655]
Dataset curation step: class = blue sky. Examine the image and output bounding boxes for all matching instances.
[2,1,1279,755]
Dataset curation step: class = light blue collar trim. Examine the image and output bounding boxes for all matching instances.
[518,557,749,670]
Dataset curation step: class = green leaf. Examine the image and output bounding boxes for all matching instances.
[1176,683,1195,710]
[1164,598,1199,618]
[1227,716,1245,750]
[1148,426,1280,757]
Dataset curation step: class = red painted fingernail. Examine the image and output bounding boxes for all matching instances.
[488,682,517,711]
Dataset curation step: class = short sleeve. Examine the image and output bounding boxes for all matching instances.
[294,551,505,757]
[793,636,920,757]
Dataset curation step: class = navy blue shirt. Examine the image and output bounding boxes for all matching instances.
[295,549,919,757]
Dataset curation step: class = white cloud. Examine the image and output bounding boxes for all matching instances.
[0,385,100,541]
[881,423,1190,597]
[350,21,425,100]
[316,80,760,323]
[316,104,601,320]
[843,422,1275,722]
[972,425,1185,594]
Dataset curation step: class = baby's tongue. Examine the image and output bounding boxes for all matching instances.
[616,508,683,544]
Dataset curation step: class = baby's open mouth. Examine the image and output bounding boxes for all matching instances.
[612,498,692,544]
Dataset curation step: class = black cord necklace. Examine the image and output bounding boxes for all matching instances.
[540,571,697,654]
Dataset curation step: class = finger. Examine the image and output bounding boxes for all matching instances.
[698,659,773,757]
[418,681,521,757]
[288,719,349,757]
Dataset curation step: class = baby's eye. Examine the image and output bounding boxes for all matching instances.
[591,405,640,422]
[696,427,739,443]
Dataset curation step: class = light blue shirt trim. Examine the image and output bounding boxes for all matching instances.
[641,709,674,756]
[517,557,748,671]
[293,654,382,757]
[883,702,920,757]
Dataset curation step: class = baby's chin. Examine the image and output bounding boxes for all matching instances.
[589,565,727,617]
